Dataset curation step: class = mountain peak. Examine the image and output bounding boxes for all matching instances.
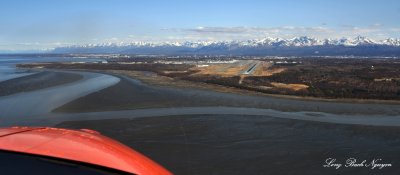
[352,35,375,45]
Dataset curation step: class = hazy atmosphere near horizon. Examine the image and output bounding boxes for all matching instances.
[1,1,400,175]
[1,0,400,51]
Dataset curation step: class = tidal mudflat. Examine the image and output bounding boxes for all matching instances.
[1,69,400,175]
[57,114,400,175]
[54,73,400,116]
[0,71,82,96]
[0,70,119,126]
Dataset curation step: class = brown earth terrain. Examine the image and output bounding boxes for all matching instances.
[17,57,400,101]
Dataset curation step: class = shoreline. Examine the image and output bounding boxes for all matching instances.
[0,70,120,123]
[46,106,400,127]
[0,71,83,97]
[44,69,400,116]
[31,67,400,105]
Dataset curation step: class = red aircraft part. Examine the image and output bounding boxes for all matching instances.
[0,127,172,175]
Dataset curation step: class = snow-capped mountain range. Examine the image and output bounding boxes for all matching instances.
[52,36,400,56]
[61,36,400,48]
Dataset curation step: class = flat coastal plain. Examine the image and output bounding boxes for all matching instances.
[2,68,400,175]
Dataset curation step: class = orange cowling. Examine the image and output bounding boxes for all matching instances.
[0,126,172,175]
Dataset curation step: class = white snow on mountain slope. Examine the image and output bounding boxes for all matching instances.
[382,38,400,46]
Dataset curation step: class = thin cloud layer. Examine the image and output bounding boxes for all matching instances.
[162,25,399,41]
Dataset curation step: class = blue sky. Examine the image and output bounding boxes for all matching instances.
[1,0,400,50]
